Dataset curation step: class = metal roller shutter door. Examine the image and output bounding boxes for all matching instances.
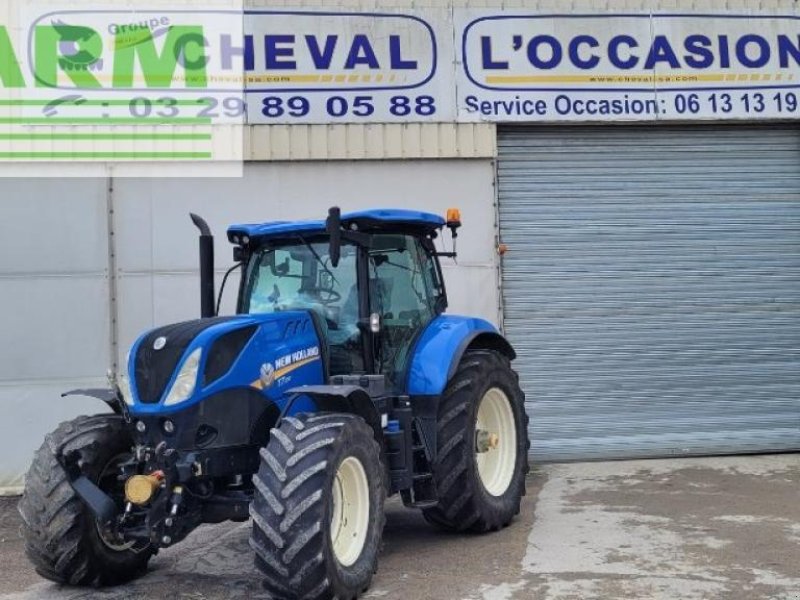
[498,125,800,461]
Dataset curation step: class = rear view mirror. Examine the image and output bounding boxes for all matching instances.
[326,206,342,268]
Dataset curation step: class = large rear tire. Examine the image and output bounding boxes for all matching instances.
[251,413,386,600]
[423,350,529,532]
[18,414,154,585]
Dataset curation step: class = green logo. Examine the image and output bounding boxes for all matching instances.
[0,24,209,89]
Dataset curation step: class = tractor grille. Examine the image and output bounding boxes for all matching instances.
[134,317,239,404]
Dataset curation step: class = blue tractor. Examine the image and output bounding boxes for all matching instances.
[19,207,529,599]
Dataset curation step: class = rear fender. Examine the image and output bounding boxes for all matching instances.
[406,315,516,396]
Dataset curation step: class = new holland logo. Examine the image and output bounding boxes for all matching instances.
[259,362,276,389]
[252,346,321,390]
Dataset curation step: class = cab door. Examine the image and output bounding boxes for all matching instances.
[366,234,442,389]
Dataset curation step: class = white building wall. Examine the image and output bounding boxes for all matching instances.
[0,179,112,492]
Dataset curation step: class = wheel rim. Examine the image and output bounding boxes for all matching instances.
[330,456,370,567]
[475,387,518,497]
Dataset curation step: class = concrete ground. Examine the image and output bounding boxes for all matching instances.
[0,454,798,600]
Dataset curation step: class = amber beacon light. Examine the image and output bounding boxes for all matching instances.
[446,208,462,233]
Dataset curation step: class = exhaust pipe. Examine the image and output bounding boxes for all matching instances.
[190,213,215,318]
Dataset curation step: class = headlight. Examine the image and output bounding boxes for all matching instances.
[118,373,134,406]
[163,348,202,407]
[118,350,134,406]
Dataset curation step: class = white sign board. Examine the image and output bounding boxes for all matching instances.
[244,10,455,123]
[7,6,798,128]
[455,13,800,121]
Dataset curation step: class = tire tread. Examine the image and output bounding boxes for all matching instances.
[251,413,385,600]
[17,414,153,586]
[422,350,529,533]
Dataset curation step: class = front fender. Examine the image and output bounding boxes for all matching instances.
[406,315,515,396]
[62,388,125,416]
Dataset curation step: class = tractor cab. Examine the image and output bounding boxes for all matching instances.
[228,209,453,390]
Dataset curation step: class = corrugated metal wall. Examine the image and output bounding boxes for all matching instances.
[246,124,496,161]
[243,0,800,12]
[498,124,800,461]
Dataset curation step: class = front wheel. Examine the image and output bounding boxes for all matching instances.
[423,350,529,532]
[250,413,386,600]
[18,415,154,585]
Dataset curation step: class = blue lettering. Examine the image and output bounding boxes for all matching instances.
[306,35,337,69]
[344,34,379,69]
[464,94,546,116]
[608,35,639,69]
[389,35,417,69]
[736,34,770,68]
[265,35,296,70]
[683,35,713,69]
[527,35,562,69]
[718,35,731,68]
[778,34,800,68]
[481,36,508,69]
[568,35,599,69]
[644,35,680,69]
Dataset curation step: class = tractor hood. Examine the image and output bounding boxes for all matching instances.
[123,312,324,415]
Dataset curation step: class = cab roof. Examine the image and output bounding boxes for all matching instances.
[227,208,446,244]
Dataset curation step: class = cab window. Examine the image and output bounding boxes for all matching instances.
[243,241,364,374]
[368,234,438,383]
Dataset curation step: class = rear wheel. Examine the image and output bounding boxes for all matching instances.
[18,415,154,585]
[251,413,386,600]
[423,350,529,532]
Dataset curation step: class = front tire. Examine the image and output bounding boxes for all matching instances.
[18,414,154,585]
[423,350,529,532]
[251,413,386,600]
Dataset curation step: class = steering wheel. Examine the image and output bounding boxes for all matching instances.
[303,286,341,306]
